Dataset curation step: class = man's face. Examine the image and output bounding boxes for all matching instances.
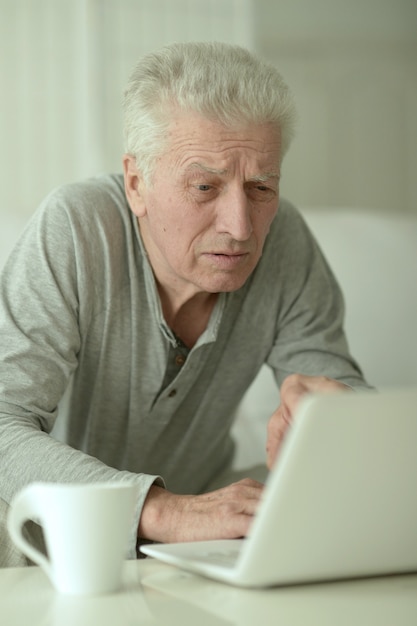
[124,110,281,297]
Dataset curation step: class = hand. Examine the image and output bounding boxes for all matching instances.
[266,373,350,469]
[138,478,264,543]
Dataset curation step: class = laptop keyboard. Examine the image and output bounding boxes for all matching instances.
[194,548,241,568]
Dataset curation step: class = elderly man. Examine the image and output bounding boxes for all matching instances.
[0,42,367,566]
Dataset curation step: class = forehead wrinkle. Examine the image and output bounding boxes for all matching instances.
[187,162,228,176]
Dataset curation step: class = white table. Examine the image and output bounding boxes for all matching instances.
[1,559,416,625]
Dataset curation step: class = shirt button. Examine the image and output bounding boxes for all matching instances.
[175,354,186,367]
[168,389,177,398]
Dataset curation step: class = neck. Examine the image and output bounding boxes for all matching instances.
[158,286,219,348]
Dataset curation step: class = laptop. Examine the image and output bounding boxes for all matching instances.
[141,388,417,587]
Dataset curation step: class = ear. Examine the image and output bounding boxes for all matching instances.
[122,154,147,218]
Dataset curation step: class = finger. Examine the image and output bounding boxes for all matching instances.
[204,479,264,508]
[266,406,289,469]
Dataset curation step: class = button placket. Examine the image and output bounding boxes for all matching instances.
[175,354,186,367]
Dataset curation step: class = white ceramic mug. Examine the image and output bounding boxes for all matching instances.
[7,482,137,595]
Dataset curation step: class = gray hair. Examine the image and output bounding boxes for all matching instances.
[123,42,297,183]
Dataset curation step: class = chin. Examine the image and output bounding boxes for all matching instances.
[201,271,254,294]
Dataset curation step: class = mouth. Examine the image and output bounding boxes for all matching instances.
[202,251,250,269]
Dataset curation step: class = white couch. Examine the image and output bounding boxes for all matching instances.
[1,208,417,468]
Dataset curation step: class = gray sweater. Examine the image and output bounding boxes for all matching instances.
[0,174,366,557]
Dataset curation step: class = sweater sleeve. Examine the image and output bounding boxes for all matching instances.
[0,187,162,559]
[264,202,369,389]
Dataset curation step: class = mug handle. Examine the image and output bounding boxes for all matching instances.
[7,485,52,575]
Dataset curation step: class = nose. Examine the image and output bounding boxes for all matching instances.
[215,186,253,241]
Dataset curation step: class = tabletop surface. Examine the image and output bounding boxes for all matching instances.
[1,559,417,626]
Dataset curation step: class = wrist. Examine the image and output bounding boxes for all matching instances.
[138,484,183,543]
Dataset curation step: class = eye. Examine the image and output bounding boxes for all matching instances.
[247,183,277,202]
[188,182,218,203]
